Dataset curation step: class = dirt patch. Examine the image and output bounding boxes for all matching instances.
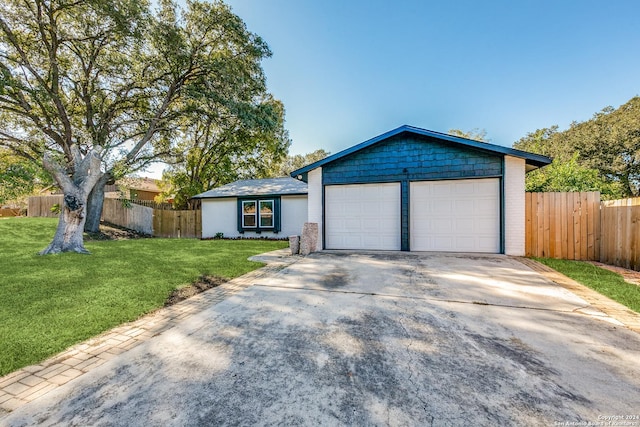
[84,223,151,240]
[164,276,228,307]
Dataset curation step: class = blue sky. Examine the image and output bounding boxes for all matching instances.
[147,0,639,177]
[222,0,639,155]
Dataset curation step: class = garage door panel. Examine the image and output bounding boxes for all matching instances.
[361,218,382,231]
[476,217,498,229]
[456,221,474,234]
[411,179,500,253]
[433,237,454,250]
[326,183,401,250]
[433,200,454,215]
[455,236,478,250]
[453,182,475,195]
[432,183,452,196]
[432,218,453,232]
[476,198,496,212]
[478,236,499,250]
[344,218,360,229]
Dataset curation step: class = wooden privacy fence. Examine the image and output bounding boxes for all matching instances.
[600,198,640,271]
[0,208,22,217]
[526,192,640,271]
[103,199,200,238]
[28,195,63,218]
[525,192,601,261]
[153,209,201,238]
[28,196,201,238]
[102,198,153,235]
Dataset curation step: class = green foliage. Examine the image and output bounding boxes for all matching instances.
[514,97,640,197]
[524,153,625,199]
[0,150,52,205]
[534,258,640,313]
[0,217,288,375]
[448,128,489,142]
[569,97,640,196]
[513,126,562,159]
[161,97,291,210]
[0,0,150,159]
[271,149,331,177]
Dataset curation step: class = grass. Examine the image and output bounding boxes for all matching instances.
[0,217,288,377]
[534,257,640,313]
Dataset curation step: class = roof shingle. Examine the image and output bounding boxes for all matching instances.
[192,177,307,199]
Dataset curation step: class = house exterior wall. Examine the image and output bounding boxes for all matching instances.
[307,168,323,250]
[503,155,526,256]
[201,195,307,239]
[202,198,237,238]
[280,195,308,237]
[129,189,160,201]
[322,135,502,185]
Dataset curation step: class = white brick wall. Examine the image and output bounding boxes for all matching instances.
[504,156,526,256]
[307,167,323,250]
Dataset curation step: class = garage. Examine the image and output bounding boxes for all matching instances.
[410,178,500,252]
[291,125,551,255]
[325,183,401,250]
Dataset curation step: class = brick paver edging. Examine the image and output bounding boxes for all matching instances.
[515,257,640,334]
[0,256,298,417]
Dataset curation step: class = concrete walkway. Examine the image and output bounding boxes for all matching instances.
[0,249,298,417]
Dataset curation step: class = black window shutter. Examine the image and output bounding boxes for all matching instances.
[236,198,244,233]
[274,197,281,233]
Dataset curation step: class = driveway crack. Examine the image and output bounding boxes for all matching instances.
[253,284,597,316]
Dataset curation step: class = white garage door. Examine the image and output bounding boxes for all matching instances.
[410,179,500,253]
[325,183,401,250]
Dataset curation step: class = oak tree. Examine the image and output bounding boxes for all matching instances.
[0,0,275,252]
[161,96,290,210]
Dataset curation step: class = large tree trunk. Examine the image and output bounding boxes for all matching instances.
[41,146,103,255]
[40,192,90,254]
[84,173,111,233]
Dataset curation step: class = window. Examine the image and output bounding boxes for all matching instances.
[242,201,257,228]
[259,200,274,228]
[237,197,280,233]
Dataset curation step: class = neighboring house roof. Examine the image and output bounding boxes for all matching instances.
[192,177,308,199]
[290,125,552,178]
[120,177,161,193]
[38,177,162,196]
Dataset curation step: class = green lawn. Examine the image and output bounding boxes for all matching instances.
[534,257,640,313]
[0,217,288,377]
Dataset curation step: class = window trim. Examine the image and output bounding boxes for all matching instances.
[241,200,258,228]
[258,199,275,229]
[237,196,281,234]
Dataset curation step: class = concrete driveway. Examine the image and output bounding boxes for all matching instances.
[3,252,640,426]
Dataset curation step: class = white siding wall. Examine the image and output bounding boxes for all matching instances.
[504,156,526,256]
[201,195,308,239]
[201,198,237,238]
[307,167,323,250]
[280,195,308,237]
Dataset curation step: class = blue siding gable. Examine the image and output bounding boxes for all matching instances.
[322,134,503,185]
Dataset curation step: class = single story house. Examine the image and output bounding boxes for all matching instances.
[290,125,551,255]
[192,177,308,239]
[103,177,163,201]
